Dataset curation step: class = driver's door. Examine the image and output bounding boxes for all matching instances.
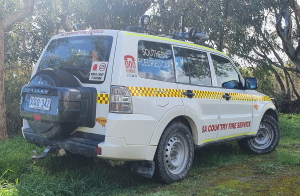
[210,54,253,140]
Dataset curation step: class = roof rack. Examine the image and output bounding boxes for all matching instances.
[125,15,209,44]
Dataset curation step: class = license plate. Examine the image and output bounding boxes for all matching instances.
[29,96,52,110]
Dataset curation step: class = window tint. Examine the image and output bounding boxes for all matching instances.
[211,54,242,89]
[174,47,189,83]
[138,41,175,82]
[38,36,113,84]
[174,47,211,86]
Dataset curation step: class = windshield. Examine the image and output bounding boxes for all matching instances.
[37,35,113,84]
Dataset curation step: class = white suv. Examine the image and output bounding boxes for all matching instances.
[20,27,279,184]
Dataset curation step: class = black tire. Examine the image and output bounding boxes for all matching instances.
[154,122,194,184]
[28,69,81,139]
[28,121,78,139]
[238,114,280,154]
[30,69,81,88]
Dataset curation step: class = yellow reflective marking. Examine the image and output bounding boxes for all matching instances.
[202,139,215,143]
[203,132,256,143]
[97,93,109,104]
[124,32,223,55]
[217,133,253,140]
[96,86,271,104]
[127,86,271,102]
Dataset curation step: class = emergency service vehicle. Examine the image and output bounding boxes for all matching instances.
[20,15,280,184]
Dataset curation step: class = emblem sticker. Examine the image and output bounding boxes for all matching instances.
[96,117,107,127]
[89,62,108,81]
[124,55,138,77]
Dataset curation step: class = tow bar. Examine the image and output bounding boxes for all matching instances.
[32,146,55,160]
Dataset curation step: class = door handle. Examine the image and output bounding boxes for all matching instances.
[183,90,195,98]
[154,90,166,93]
[222,93,231,101]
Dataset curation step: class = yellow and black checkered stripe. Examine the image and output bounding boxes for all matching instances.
[127,87,179,97]
[127,86,271,102]
[97,93,109,104]
[252,95,272,102]
[96,87,271,104]
[178,89,224,99]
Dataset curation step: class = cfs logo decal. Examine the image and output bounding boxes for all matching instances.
[124,55,137,77]
[96,117,107,127]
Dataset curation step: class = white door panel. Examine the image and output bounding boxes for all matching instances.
[217,90,253,140]
[209,53,253,141]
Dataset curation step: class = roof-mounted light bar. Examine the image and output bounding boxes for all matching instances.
[125,15,209,43]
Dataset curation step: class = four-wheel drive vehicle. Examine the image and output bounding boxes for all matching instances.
[20,28,279,184]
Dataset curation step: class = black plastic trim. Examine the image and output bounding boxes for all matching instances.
[71,131,105,141]
[23,128,104,157]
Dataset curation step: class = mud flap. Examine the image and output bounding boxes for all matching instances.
[131,161,155,178]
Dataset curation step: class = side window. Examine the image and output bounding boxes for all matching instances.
[186,49,211,86]
[211,54,242,89]
[174,47,211,86]
[138,41,175,82]
[174,47,189,83]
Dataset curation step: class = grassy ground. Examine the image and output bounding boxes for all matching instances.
[1,114,300,196]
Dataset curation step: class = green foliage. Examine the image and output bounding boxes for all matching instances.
[0,0,23,18]
[279,114,300,142]
[5,63,32,135]
[275,150,300,166]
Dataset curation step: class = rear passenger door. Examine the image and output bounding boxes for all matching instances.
[210,54,253,140]
[174,46,220,145]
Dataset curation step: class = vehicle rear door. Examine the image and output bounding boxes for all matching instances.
[174,46,221,145]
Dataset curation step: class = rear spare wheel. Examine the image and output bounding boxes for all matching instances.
[20,69,97,139]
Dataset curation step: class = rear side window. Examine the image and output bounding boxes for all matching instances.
[211,54,242,89]
[174,47,211,86]
[138,41,175,82]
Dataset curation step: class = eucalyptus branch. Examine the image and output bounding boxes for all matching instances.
[285,69,300,99]
[237,51,287,93]
[252,48,296,72]
[2,0,34,30]
[260,30,285,66]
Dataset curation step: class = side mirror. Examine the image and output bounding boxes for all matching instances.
[245,77,258,90]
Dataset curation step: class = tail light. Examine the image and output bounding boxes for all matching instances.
[109,86,132,113]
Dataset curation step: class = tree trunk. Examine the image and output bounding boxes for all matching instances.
[0,0,34,140]
[0,25,8,140]
[284,70,291,100]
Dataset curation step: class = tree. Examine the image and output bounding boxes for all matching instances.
[0,0,34,140]
[276,0,300,72]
